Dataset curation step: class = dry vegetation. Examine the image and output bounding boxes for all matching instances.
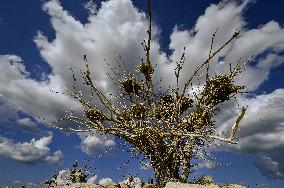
[39,0,250,187]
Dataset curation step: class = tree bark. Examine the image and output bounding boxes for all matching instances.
[150,151,181,188]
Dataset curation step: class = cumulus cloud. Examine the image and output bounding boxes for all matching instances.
[78,131,115,155]
[162,0,284,178]
[16,117,51,136]
[0,98,19,123]
[0,0,284,179]
[84,1,97,14]
[45,150,63,164]
[215,89,284,179]
[26,182,41,188]
[0,54,81,123]
[0,134,62,164]
[194,161,217,170]
[0,49,112,160]
[17,117,37,128]
[13,180,21,184]
[166,1,284,92]
[53,169,97,185]
[55,169,71,185]
[98,178,115,186]
[12,181,41,188]
[121,176,142,188]
[254,155,284,179]
[87,175,98,184]
[35,0,149,91]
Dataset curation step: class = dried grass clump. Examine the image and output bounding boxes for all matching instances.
[201,75,245,106]
[122,78,142,94]
[140,62,154,81]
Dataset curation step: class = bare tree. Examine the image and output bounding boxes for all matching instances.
[39,0,250,187]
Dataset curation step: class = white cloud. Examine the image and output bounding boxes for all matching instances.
[98,178,115,186]
[35,0,150,92]
[87,175,98,184]
[162,0,284,178]
[16,118,51,136]
[53,168,97,185]
[0,134,62,164]
[0,54,81,124]
[78,131,115,155]
[165,1,284,92]
[0,0,284,180]
[84,1,97,15]
[255,155,284,179]
[225,89,284,150]
[0,42,115,163]
[121,176,142,188]
[55,169,71,185]
[215,89,284,179]
[13,180,21,184]
[194,161,217,170]
[17,117,37,127]
[12,181,41,188]
[26,182,41,188]
[0,98,18,123]
[45,150,63,164]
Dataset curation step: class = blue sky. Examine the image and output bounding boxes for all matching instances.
[0,0,284,187]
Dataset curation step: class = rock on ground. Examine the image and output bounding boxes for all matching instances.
[221,185,246,188]
[165,182,246,188]
[165,182,220,188]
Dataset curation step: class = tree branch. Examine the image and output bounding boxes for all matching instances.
[182,31,240,96]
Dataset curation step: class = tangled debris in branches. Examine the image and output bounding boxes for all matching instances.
[140,62,154,81]
[201,74,245,106]
[122,78,142,94]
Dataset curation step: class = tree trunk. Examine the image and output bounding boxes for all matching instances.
[151,153,181,188]
[180,138,195,183]
[180,156,191,183]
[154,163,180,188]
[145,136,195,187]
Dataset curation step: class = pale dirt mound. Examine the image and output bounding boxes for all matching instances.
[164,182,246,188]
